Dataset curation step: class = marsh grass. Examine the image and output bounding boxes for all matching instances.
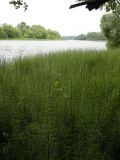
[0,49,120,160]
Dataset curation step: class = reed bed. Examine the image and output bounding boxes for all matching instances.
[0,49,120,160]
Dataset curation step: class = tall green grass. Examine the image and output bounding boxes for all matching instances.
[0,49,120,160]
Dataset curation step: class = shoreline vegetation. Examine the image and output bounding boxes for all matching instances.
[0,22,61,40]
[63,32,106,41]
[0,22,106,41]
[0,49,120,159]
[0,38,106,41]
[0,38,64,40]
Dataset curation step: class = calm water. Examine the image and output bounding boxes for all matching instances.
[0,40,106,61]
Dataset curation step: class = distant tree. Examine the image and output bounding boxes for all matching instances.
[100,6,120,48]
[27,25,47,39]
[0,27,5,39]
[47,29,61,39]
[75,34,87,40]
[87,32,105,40]
[75,32,105,40]
[17,22,29,37]
[0,22,61,40]
[2,23,21,38]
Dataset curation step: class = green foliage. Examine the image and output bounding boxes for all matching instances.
[104,0,120,12]
[75,32,106,41]
[27,25,47,39]
[0,50,120,159]
[100,6,120,48]
[75,34,87,40]
[0,27,6,39]
[17,22,29,37]
[0,22,61,40]
[0,24,21,39]
[47,29,61,39]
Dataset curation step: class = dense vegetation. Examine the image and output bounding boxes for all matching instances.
[75,32,106,41]
[100,6,120,48]
[62,32,106,40]
[0,22,61,39]
[0,50,120,160]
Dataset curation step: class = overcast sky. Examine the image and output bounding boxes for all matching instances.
[0,0,106,36]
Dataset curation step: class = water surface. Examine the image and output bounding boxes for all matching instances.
[0,40,106,61]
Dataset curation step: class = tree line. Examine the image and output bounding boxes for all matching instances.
[0,22,61,39]
[75,32,106,41]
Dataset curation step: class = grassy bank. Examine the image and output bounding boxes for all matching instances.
[0,50,120,160]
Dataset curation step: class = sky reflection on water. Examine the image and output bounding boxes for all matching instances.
[0,40,106,61]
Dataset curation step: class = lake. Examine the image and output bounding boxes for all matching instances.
[0,40,106,61]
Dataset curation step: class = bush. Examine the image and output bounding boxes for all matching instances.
[100,6,120,49]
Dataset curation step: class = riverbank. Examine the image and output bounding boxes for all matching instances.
[0,38,106,41]
[0,49,120,159]
[0,38,62,40]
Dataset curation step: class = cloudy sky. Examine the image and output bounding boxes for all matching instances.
[0,0,106,36]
